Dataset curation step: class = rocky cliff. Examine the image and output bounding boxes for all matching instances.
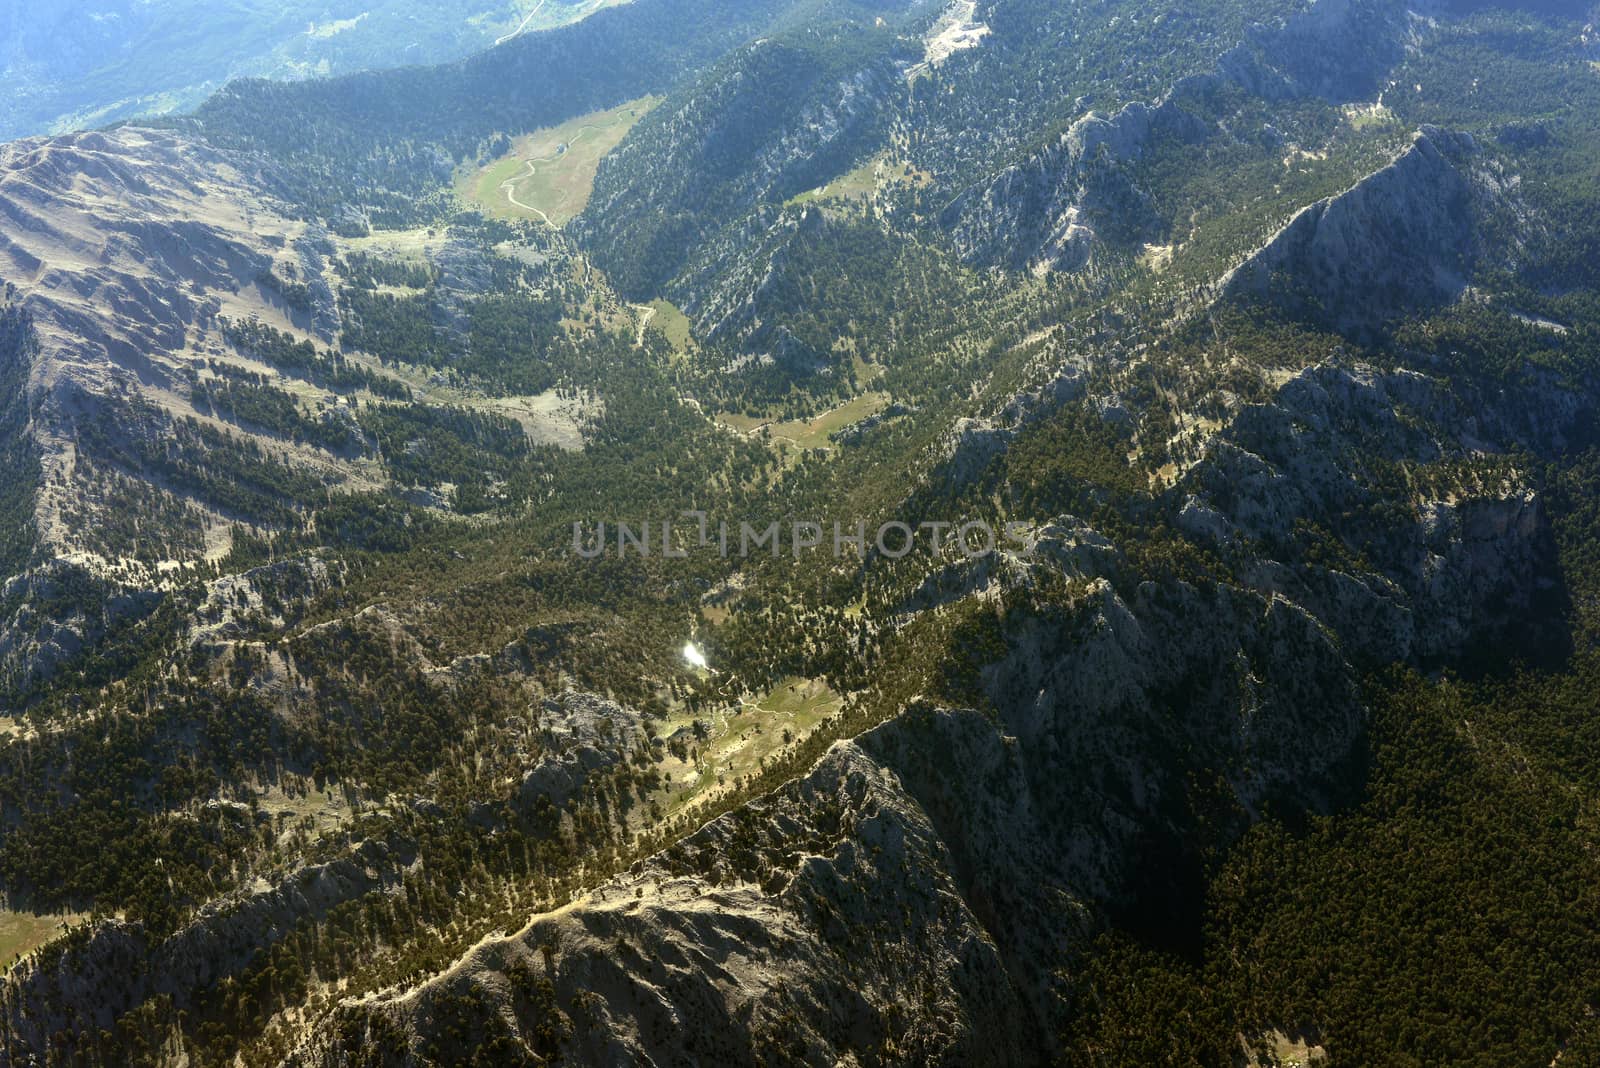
[942,0,1417,274]
[1181,355,1573,667]
[283,512,1366,1065]
[1219,127,1480,332]
[943,96,1209,273]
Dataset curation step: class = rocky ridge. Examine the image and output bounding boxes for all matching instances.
[942,0,1417,273]
[283,510,1367,1064]
[1218,126,1480,332]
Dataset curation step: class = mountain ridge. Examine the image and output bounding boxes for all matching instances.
[1,0,1599,1061]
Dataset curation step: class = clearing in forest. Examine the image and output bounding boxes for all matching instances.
[456,96,659,226]
[718,391,892,453]
[654,677,843,819]
[787,151,931,207]
[0,909,84,966]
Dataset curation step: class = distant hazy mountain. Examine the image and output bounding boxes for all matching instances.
[0,0,618,141]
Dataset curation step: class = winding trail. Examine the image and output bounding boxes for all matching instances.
[499,161,553,223]
[495,117,625,226]
[494,0,547,46]
[630,303,656,346]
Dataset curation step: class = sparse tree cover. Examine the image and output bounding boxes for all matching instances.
[224,320,415,400]
[1,0,1600,1063]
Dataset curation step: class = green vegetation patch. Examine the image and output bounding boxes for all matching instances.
[0,909,83,968]
[717,392,891,454]
[654,677,843,818]
[645,299,695,351]
[455,97,660,226]
[786,152,931,206]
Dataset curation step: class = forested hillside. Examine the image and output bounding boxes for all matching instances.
[1,0,1599,1063]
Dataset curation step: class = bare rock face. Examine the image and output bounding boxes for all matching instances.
[923,333,1092,497]
[1410,489,1563,665]
[1182,357,1571,667]
[289,740,1036,1067]
[943,96,1209,272]
[1219,128,1479,333]
[1221,0,1410,103]
[930,414,1015,487]
[282,513,1366,1066]
[907,533,1363,977]
[515,691,649,812]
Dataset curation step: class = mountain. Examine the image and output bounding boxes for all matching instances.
[0,0,618,143]
[2,0,1600,1063]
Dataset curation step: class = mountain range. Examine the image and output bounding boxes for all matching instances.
[0,0,615,142]
[2,0,1600,1063]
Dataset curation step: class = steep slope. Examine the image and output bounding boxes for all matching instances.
[943,94,1210,273]
[0,126,363,576]
[0,685,660,1059]
[1219,127,1481,331]
[0,307,42,584]
[1,0,1598,1062]
[577,23,917,298]
[285,510,1367,1064]
[182,0,879,227]
[0,123,634,698]
[940,0,1416,275]
[290,739,1034,1066]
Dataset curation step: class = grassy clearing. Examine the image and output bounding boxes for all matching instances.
[718,392,891,453]
[253,782,355,842]
[338,226,446,263]
[0,909,81,965]
[786,152,931,207]
[645,299,694,351]
[771,392,890,449]
[654,677,842,819]
[1344,102,1398,130]
[456,96,659,226]
[715,411,766,434]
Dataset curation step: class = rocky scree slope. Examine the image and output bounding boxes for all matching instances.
[0,126,363,575]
